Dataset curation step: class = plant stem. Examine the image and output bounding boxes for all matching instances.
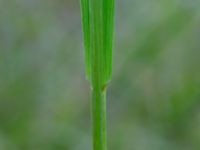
[80,0,115,149]
[91,35,107,149]
[91,87,107,150]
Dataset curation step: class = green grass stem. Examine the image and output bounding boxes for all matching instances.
[80,0,115,150]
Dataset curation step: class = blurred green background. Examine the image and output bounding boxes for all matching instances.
[0,0,200,150]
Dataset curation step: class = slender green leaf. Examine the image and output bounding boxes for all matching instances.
[80,0,115,87]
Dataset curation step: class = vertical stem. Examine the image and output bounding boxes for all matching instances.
[80,0,114,149]
[91,87,107,150]
[90,0,107,148]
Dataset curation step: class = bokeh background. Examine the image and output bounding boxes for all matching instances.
[0,0,200,150]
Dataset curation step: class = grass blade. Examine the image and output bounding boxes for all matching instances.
[81,0,115,86]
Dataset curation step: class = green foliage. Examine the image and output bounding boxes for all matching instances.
[1,0,200,150]
[80,0,115,87]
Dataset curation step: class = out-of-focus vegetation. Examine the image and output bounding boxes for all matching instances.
[0,0,200,150]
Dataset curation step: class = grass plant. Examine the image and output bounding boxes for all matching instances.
[80,0,115,150]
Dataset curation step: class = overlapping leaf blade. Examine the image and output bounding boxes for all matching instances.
[80,0,115,87]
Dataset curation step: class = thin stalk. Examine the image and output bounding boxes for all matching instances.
[91,88,107,150]
[80,0,115,150]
